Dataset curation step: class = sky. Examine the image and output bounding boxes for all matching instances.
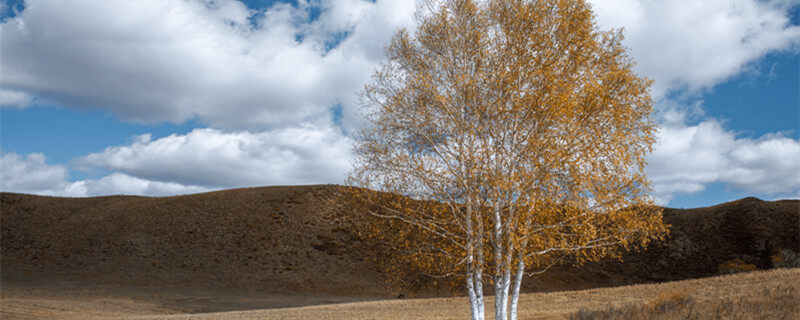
[1,0,798,208]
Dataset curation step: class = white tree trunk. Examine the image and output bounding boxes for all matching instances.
[509,258,525,320]
[491,202,504,320]
[475,271,485,320]
[466,201,485,320]
[494,275,510,320]
[467,268,483,320]
[474,245,485,319]
[500,256,512,318]
[494,248,514,320]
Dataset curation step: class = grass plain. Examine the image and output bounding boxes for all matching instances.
[2,269,797,319]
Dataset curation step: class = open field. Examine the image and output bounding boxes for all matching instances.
[0,278,376,319]
[2,269,797,319]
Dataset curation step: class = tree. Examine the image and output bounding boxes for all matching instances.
[345,0,667,319]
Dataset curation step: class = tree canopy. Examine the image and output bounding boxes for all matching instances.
[346,0,667,319]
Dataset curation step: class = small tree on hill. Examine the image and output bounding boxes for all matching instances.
[346,0,667,319]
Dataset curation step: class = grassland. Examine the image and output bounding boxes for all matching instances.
[2,269,797,319]
[176,268,799,320]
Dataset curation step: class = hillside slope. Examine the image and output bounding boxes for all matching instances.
[2,186,798,296]
[1,185,384,296]
[531,197,800,290]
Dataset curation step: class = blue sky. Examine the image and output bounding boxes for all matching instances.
[699,52,798,139]
[1,0,799,208]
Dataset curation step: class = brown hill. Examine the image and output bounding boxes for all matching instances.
[2,185,798,297]
[533,197,800,290]
[1,185,383,296]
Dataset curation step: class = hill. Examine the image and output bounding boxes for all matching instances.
[532,196,800,290]
[1,185,384,296]
[2,185,798,298]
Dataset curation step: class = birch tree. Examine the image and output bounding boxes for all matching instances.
[346,0,667,319]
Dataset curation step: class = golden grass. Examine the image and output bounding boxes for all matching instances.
[124,268,797,320]
[2,269,797,319]
[569,277,798,320]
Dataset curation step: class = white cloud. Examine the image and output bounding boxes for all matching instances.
[64,173,210,197]
[0,0,416,129]
[3,0,796,125]
[0,88,34,108]
[647,118,800,203]
[1,123,351,197]
[590,0,800,98]
[589,0,800,204]
[1,152,70,195]
[2,0,798,203]
[6,0,793,126]
[0,151,208,197]
[722,134,800,193]
[75,125,353,188]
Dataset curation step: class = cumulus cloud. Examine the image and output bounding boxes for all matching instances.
[0,88,34,108]
[0,0,416,129]
[588,0,800,204]
[4,0,795,125]
[2,0,798,202]
[647,119,800,204]
[590,0,800,98]
[1,124,350,197]
[75,125,352,188]
[65,173,210,197]
[1,152,71,195]
[0,151,209,196]
[723,134,800,193]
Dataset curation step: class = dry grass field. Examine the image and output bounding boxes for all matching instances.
[166,268,799,320]
[0,279,375,319]
[2,269,797,319]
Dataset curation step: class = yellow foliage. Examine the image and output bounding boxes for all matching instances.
[772,254,785,266]
[345,0,667,316]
